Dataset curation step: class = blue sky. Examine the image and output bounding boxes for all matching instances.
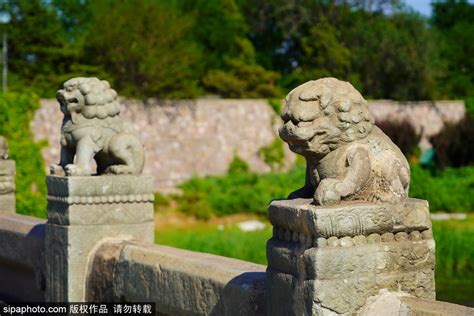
[408,0,433,16]
[408,0,474,16]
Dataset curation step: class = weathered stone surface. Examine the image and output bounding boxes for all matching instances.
[266,199,435,315]
[50,77,145,176]
[87,240,266,316]
[0,212,46,301]
[46,222,153,301]
[268,198,430,239]
[45,175,154,302]
[0,160,15,212]
[360,290,474,316]
[279,78,410,205]
[46,175,154,225]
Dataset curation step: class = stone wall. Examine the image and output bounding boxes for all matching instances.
[368,100,465,150]
[31,99,465,192]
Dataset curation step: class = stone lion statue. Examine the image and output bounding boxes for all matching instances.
[279,78,409,205]
[50,77,144,176]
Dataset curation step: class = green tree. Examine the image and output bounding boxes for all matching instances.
[290,17,352,86]
[432,0,474,98]
[3,0,89,96]
[202,38,281,98]
[178,0,281,98]
[346,11,436,100]
[83,0,202,99]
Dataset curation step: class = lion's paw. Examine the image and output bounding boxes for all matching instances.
[65,164,90,176]
[49,164,65,176]
[315,178,342,205]
[105,164,134,175]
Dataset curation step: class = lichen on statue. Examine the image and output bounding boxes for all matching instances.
[279,77,409,205]
[50,77,145,176]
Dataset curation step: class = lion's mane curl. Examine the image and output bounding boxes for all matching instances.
[294,77,375,145]
[61,77,121,120]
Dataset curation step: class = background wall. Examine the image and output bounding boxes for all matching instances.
[31,99,465,192]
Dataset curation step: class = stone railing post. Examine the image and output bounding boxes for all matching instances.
[268,78,436,315]
[266,199,435,315]
[45,175,154,301]
[44,77,153,302]
[0,137,15,213]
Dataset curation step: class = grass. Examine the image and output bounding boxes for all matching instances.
[155,224,270,264]
[155,214,474,306]
[432,218,474,305]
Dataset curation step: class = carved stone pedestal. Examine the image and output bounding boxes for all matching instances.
[45,175,155,302]
[0,160,16,213]
[266,198,435,316]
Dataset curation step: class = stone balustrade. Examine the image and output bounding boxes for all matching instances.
[0,77,472,315]
[87,240,266,315]
[0,197,472,315]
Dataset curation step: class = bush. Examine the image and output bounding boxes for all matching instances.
[259,138,285,170]
[410,165,474,212]
[228,155,250,174]
[0,92,47,218]
[376,119,421,157]
[430,115,474,169]
[177,163,305,219]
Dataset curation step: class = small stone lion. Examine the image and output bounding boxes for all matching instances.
[50,77,144,176]
[279,78,409,205]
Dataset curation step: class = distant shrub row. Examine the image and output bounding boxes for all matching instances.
[377,112,474,169]
[174,158,474,219]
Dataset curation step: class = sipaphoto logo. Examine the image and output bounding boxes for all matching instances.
[3,304,67,315]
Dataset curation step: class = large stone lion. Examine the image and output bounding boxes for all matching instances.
[50,77,144,176]
[279,78,409,205]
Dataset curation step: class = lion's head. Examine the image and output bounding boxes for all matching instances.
[56,77,121,123]
[279,78,374,156]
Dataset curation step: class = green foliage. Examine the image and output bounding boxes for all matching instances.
[228,155,250,174]
[203,38,281,98]
[259,138,285,170]
[297,17,352,83]
[83,0,202,99]
[177,164,305,219]
[178,0,247,71]
[346,11,436,100]
[432,0,474,98]
[176,162,473,220]
[3,0,92,97]
[2,0,474,101]
[433,217,474,303]
[154,192,171,209]
[155,224,271,264]
[465,97,474,115]
[430,115,474,169]
[267,98,283,114]
[410,165,474,212]
[0,92,47,218]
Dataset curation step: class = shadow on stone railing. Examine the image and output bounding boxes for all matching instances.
[0,77,473,315]
[0,212,45,301]
[87,240,266,315]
